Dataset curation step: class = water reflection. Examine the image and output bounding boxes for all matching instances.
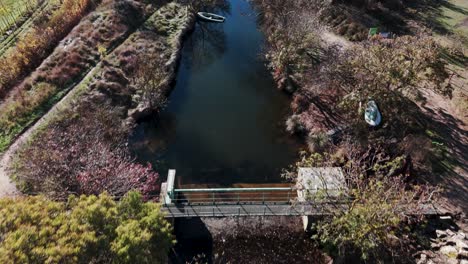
[185,22,227,71]
[131,0,301,186]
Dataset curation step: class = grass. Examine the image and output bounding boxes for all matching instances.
[0,83,68,152]
[0,0,60,56]
[0,0,40,34]
[439,0,468,36]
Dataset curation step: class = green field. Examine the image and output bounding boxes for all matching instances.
[0,0,39,34]
[440,0,468,36]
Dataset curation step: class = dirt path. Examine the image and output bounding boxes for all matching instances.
[0,60,104,198]
[321,31,352,48]
[418,65,468,228]
[0,153,19,197]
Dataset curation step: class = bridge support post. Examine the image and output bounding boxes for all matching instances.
[165,169,176,205]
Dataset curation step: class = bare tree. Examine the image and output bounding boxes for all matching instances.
[284,141,438,261]
[132,54,167,111]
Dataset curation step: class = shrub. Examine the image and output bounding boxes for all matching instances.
[306,132,330,153]
[0,192,174,263]
[14,101,160,199]
[285,114,305,135]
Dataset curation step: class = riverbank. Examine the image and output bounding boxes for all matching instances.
[254,0,468,216]
[252,0,467,262]
[1,1,196,198]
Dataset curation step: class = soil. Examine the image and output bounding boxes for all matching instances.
[418,85,468,230]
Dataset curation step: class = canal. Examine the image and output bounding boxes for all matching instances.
[130,0,300,186]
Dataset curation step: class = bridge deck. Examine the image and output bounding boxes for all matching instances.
[162,202,440,218]
[160,170,440,218]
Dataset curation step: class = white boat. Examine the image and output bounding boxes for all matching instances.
[197,12,225,23]
[364,100,382,126]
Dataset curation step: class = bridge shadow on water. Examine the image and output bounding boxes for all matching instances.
[170,218,213,264]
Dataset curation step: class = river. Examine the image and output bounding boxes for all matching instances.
[130,0,300,187]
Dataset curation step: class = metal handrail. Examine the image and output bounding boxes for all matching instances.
[174,187,294,193]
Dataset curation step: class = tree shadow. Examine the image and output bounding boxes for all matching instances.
[404,0,468,35]
[343,92,467,214]
[419,104,468,214]
[330,0,467,38]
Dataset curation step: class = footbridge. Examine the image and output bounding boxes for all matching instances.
[160,169,439,218]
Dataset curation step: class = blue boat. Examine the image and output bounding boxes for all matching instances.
[364,100,382,126]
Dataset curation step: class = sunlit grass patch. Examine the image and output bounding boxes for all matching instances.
[438,0,468,35]
[0,0,40,34]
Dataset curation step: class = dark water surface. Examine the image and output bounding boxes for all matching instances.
[130,0,300,186]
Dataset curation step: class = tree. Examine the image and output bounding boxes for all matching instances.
[285,144,436,261]
[112,192,175,263]
[14,101,160,199]
[132,53,167,111]
[325,36,452,101]
[315,35,453,139]
[254,0,325,91]
[0,192,175,264]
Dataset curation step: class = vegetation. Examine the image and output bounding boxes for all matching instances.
[328,36,451,98]
[0,0,40,34]
[11,1,193,199]
[0,0,465,262]
[0,191,174,263]
[0,0,99,98]
[0,0,148,152]
[286,146,436,261]
[257,1,460,262]
[255,0,325,92]
[132,53,168,111]
[0,82,58,151]
[14,101,160,199]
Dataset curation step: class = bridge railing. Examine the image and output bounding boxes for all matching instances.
[166,187,297,205]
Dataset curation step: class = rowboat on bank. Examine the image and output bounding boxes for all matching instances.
[364,100,382,126]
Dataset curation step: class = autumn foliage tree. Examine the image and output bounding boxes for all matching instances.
[0,192,175,263]
[14,101,160,199]
[132,53,168,111]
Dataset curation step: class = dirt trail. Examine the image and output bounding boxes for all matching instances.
[418,67,468,225]
[0,60,105,198]
[321,31,352,48]
[0,154,19,197]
